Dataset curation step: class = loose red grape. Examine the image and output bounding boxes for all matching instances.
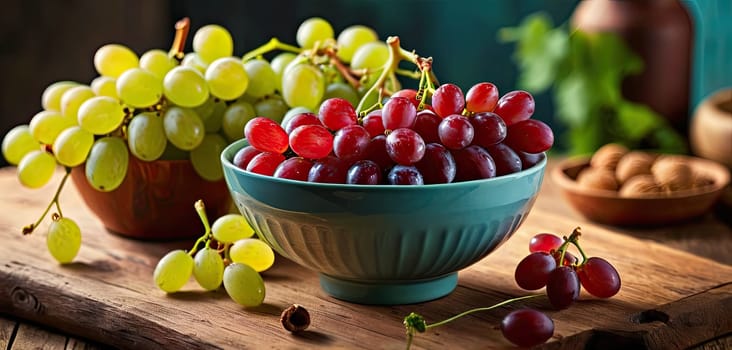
[365,135,395,171]
[431,83,465,118]
[319,97,357,131]
[391,89,420,108]
[382,96,417,130]
[529,233,564,253]
[469,112,507,148]
[504,119,554,154]
[283,112,321,134]
[486,143,522,176]
[514,252,557,290]
[385,128,425,165]
[494,90,535,126]
[577,257,621,298]
[546,266,580,310]
[465,82,499,113]
[346,160,382,185]
[451,145,496,181]
[413,109,441,144]
[414,143,456,184]
[333,125,370,163]
[501,309,554,348]
[387,165,424,185]
[438,114,474,150]
[289,124,334,159]
[233,145,262,170]
[246,152,286,176]
[273,157,313,181]
[244,117,289,154]
[362,110,385,138]
[308,155,349,183]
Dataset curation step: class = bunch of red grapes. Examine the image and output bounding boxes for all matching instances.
[501,229,621,347]
[233,82,554,184]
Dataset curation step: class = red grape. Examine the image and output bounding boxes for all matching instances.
[244,117,289,153]
[289,124,334,159]
[246,152,286,176]
[414,143,456,184]
[465,82,499,113]
[319,97,357,131]
[387,165,424,185]
[273,157,313,181]
[529,233,563,253]
[365,135,395,171]
[501,309,554,348]
[333,125,370,163]
[577,257,621,298]
[382,96,417,130]
[391,89,420,108]
[346,160,382,185]
[514,252,557,290]
[362,110,385,138]
[233,145,262,170]
[283,112,321,134]
[308,155,349,183]
[504,119,554,154]
[546,266,580,310]
[438,114,474,150]
[517,150,546,170]
[413,109,441,144]
[469,112,507,148]
[451,145,496,181]
[494,90,535,126]
[385,128,425,165]
[553,250,579,267]
[486,143,522,176]
[431,83,465,118]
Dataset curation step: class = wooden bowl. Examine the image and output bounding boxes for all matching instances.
[552,156,730,226]
[71,156,232,240]
[691,88,732,168]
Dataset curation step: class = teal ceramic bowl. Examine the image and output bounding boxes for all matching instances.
[221,138,546,305]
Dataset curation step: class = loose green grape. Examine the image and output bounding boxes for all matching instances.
[127,112,167,161]
[30,110,73,144]
[193,24,233,64]
[229,238,275,272]
[116,68,163,108]
[60,85,95,123]
[94,44,139,78]
[223,263,265,307]
[139,49,177,80]
[77,96,125,135]
[47,217,81,264]
[181,53,208,74]
[42,81,78,112]
[85,136,129,192]
[163,106,205,150]
[154,250,194,293]
[194,97,227,133]
[17,150,56,188]
[243,59,276,99]
[211,214,254,244]
[221,101,256,142]
[193,247,224,291]
[323,82,359,108]
[90,76,118,98]
[163,66,210,108]
[254,97,288,124]
[296,17,334,49]
[281,63,325,111]
[351,41,389,70]
[270,52,297,92]
[190,133,227,181]
[2,125,39,165]
[336,25,378,63]
[53,126,94,167]
[205,57,249,101]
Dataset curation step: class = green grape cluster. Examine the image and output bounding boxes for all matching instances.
[153,200,274,308]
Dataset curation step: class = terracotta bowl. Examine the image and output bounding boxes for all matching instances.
[71,156,232,240]
[552,156,730,226]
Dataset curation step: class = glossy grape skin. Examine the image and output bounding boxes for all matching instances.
[431,83,465,118]
[153,250,194,293]
[494,90,535,126]
[501,309,554,348]
[347,160,382,185]
[469,112,507,148]
[246,152,286,176]
[361,110,385,138]
[391,89,420,108]
[553,250,579,267]
[486,143,522,176]
[319,97,357,131]
[385,128,426,165]
[382,96,417,130]
[211,214,254,244]
[514,252,557,290]
[387,165,424,185]
[504,119,554,154]
[546,266,581,310]
[244,117,289,154]
[415,143,456,184]
[577,257,621,298]
[274,157,313,181]
[308,155,349,183]
[438,114,474,150]
[413,109,441,144]
[365,135,395,172]
[223,263,265,307]
[465,82,499,113]
[283,112,320,134]
[451,145,496,182]
[233,145,262,170]
[518,151,546,170]
[289,124,333,159]
[333,125,370,163]
[193,247,224,291]
[229,238,276,272]
[46,217,82,264]
[530,233,564,253]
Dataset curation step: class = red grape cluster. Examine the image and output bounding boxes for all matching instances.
[233,82,554,185]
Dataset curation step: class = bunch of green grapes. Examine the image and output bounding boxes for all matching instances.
[153,200,275,307]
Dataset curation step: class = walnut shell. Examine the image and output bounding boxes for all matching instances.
[619,174,663,197]
[616,151,656,184]
[590,143,629,171]
[577,167,619,191]
[651,157,694,191]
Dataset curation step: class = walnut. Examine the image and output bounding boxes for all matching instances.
[590,143,629,171]
[651,157,694,191]
[615,151,656,184]
[619,174,663,197]
[576,167,619,191]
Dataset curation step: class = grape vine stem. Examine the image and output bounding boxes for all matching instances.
[188,199,213,256]
[23,167,71,235]
[241,38,302,62]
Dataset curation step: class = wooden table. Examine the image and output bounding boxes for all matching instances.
[1,160,730,350]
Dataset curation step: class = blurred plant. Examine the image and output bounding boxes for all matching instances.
[499,13,687,155]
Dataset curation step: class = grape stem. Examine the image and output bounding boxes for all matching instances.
[188,199,213,256]
[241,38,302,62]
[169,17,191,60]
[557,227,587,265]
[22,167,71,235]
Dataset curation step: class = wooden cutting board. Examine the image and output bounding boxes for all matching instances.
[0,167,730,349]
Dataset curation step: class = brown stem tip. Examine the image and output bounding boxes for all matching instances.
[280,304,311,333]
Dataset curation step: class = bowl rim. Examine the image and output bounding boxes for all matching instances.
[221,138,547,190]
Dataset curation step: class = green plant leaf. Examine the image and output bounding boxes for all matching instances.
[554,72,594,127]
[616,102,662,141]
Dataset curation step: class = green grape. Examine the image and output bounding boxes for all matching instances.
[189,133,227,181]
[153,249,194,293]
[17,150,56,188]
[90,76,118,98]
[163,66,210,108]
[193,247,224,291]
[221,101,256,142]
[223,263,265,307]
[281,106,313,128]
[47,217,81,264]
[296,17,334,49]
[351,41,389,70]
[322,82,360,108]
[205,57,249,101]
[116,68,163,108]
[270,52,297,92]
[194,97,227,132]
[139,49,177,80]
[193,24,234,64]
[243,59,276,99]
[127,112,167,161]
[211,214,254,244]
[254,97,288,124]
[60,85,95,123]
[336,25,378,63]
[42,81,78,112]
[94,44,139,78]
[281,63,325,111]
[181,52,208,74]
[77,96,125,135]
[229,238,275,272]
[53,126,94,167]
[163,106,205,150]
[159,142,188,160]
[85,136,129,192]
[29,110,74,145]
[2,125,39,165]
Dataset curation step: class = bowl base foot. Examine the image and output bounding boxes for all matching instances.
[319,273,458,305]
